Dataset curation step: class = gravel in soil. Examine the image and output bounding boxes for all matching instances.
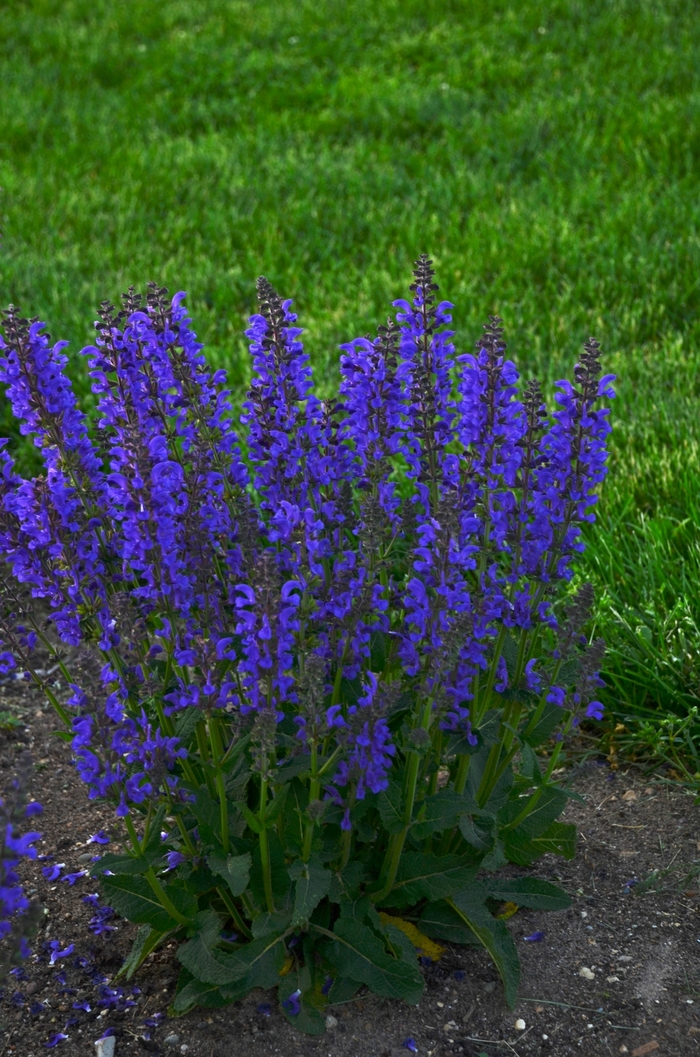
[1,675,700,1057]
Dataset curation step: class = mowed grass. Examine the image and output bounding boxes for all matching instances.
[1,0,700,737]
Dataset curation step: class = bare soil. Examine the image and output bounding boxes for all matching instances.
[2,672,700,1057]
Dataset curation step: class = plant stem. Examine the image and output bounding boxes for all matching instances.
[371,700,431,903]
[302,740,319,862]
[215,886,252,939]
[258,776,275,913]
[123,815,191,927]
[208,714,229,854]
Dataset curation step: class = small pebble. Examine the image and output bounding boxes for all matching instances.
[95,1037,116,1057]
[482,981,496,993]
[579,967,595,980]
[514,1019,526,1031]
[325,1015,338,1029]
[164,1035,180,1048]
[79,853,93,862]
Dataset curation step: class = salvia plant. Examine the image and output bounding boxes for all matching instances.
[0,257,615,1030]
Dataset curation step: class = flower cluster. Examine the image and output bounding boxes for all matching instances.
[0,257,615,1019]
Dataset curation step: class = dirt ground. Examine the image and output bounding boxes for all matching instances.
[1,670,700,1057]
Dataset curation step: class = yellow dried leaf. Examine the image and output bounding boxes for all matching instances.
[279,953,294,976]
[495,901,519,920]
[378,912,445,962]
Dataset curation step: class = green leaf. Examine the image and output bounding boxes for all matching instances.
[377,780,404,835]
[171,976,230,1015]
[458,814,495,853]
[450,884,521,1008]
[92,852,150,877]
[251,910,292,938]
[178,920,288,988]
[264,786,289,827]
[417,901,482,946]
[235,800,263,834]
[175,706,201,742]
[326,974,361,1005]
[479,838,507,872]
[484,877,571,912]
[102,875,197,931]
[208,852,251,898]
[191,789,239,850]
[382,853,479,909]
[313,917,423,1004]
[444,729,482,756]
[328,862,367,904]
[118,925,170,981]
[411,790,476,840]
[501,785,568,836]
[51,730,73,743]
[521,700,563,748]
[502,821,576,865]
[289,861,332,927]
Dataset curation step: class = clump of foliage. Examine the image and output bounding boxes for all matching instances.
[0,257,614,1029]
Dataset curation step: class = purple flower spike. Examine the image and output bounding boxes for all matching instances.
[403,1038,419,1052]
[282,989,301,1015]
[73,1000,91,1012]
[257,1002,272,1017]
[44,1034,69,1048]
[321,975,333,996]
[523,930,545,942]
[87,830,110,845]
[165,851,186,870]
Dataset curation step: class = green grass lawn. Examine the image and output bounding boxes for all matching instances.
[2,0,700,746]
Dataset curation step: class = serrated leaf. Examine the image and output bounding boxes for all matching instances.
[312,917,423,1004]
[382,853,479,909]
[208,852,251,898]
[449,884,520,1008]
[328,862,367,904]
[417,901,481,947]
[92,852,150,877]
[377,780,404,835]
[102,874,196,931]
[503,821,576,865]
[479,838,507,872]
[521,700,564,748]
[178,925,288,988]
[484,877,571,911]
[501,785,568,836]
[458,814,495,853]
[411,790,476,840]
[171,976,229,1015]
[175,706,201,742]
[289,861,331,927]
[251,910,292,938]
